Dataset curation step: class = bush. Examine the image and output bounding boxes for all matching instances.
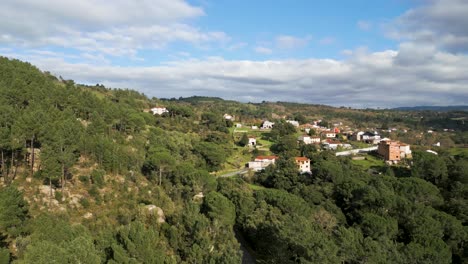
[79,198,90,208]
[91,169,105,188]
[0,248,10,264]
[78,175,89,184]
[54,191,63,202]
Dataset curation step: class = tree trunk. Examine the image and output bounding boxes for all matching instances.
[61,163,65,188]
[30,136,35,177]
[49,178,53,199]
[11,151,18,182]
[1,149,5,183]
[159,167,162,186]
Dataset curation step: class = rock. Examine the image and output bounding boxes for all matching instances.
[193,192,204,201]
[144,205,165,223]
[26,177,32,183]
[83,212,93,219]
[39,185,55,196]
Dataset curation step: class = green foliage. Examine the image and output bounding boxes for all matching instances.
[202,191,236,226]
[91,169,106,188]
[0,248,10,264]
[0,186,28,238]
[238,133,249,147]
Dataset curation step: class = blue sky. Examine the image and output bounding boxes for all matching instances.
[1,0,467,107]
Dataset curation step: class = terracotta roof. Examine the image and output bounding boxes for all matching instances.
[295,157,310,161]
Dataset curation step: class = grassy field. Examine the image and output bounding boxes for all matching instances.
[248,183,267,191]
[448,147,468,156]
[351,154,385,170]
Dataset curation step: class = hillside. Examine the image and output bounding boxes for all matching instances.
[0,57,467,263]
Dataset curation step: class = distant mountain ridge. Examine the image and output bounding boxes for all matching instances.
[393,105,468,111]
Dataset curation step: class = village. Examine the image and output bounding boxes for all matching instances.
[147,106,445,176]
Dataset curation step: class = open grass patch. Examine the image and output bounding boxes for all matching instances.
[352,154,385,170]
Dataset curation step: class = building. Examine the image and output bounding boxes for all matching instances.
[295,157,311,173]
[321,131,336,138]
[298,135,321,145]
[261,121,275,129]
[223,114,233,120]
[377,139,411,164]
[399,143,412,158]
[151,107,169,115]
[248,137,257,147]
[298,135,312,144]
[248,156,279,171]
[322,139,352,150]
[361,131,381,144]
[286,120,300,127]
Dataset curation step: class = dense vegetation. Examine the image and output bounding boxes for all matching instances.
[0,57,467,263]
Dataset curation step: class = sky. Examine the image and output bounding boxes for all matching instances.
[1,0,467,108]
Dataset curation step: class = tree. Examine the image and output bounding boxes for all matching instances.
[144,147,176,185]
[238,133,249,147]
[0,186,28,238]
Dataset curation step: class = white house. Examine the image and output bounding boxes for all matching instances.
[399,143,412,158]
[298,135,321,145]
[251,126,259,130]
[261,121,275,129]
[235,123,242,128]
[286,120,300,127]
[151,107,169,115]
[223,114,233,120]
[353,131,365,141]
[298,135,312,144]
[248,156,278,171]
[310,137,321,144]
[248,137,257,147]
[322,139,352,150]
[361,131,381,144]
[321,131,336,138]
[295,157,311,174]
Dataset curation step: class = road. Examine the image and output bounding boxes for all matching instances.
[218,168,249,178]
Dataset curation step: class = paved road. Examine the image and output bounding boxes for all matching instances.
[218,168,249,178]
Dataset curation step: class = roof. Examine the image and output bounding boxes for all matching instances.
[325,139,341,144]
[255,156,279,160]
[295,157,310,161]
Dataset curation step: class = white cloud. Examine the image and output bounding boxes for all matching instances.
[389,0,468,52]
[275,35,311,49]
[254,46,273,54]
[0,0,227,57]
[8,45,467,108]
[357,20,372,31]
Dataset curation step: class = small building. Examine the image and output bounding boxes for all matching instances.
[298,135,312,144]
[248,156,279,171]
[399,143,412,158]
[223,114,233,120]
[235,123,242,128]
[361,131,381,144]
[261,121,275,129]
[251,125,259,130]
[295,157,311,174]
[321,131,336,138]
[286,120,300,127]
[248,137,257,147]
[298,135,321,145]
[151,107,169,115]
[322,139,351,150]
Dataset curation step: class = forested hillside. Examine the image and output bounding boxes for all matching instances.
[0,57,467,263]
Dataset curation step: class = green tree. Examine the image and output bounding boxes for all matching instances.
[238,133,249,147]
[0,186,28,238]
